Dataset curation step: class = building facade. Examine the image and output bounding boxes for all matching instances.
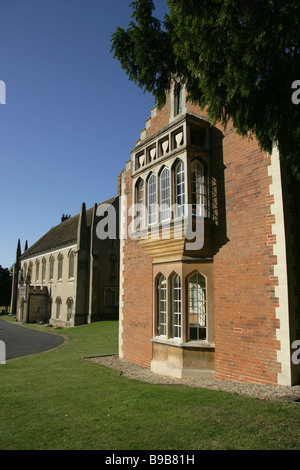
[118,84,300,386]
[10,197,119,327]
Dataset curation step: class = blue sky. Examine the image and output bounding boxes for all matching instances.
[0,0,169,269]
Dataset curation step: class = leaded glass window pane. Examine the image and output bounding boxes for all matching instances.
[136,180,145,229]
[42,258,46,281]
[160,167,170,221]
[148,174,157,225]
[172,275,181,339]
[157,275,167,336]
[191,160,208,217]
[175,161,185,217]
[188,272,206,340]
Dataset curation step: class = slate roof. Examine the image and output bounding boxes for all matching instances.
[20,196,118,260]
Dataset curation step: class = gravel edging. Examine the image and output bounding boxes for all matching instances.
[87,355,300,403]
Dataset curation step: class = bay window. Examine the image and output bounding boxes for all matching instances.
[155,271,208,342]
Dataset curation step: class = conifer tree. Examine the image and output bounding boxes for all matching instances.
[111,0,300,178]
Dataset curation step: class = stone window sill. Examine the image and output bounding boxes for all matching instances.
[151,336,215,350]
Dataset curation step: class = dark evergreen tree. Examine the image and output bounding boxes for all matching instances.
[0,266,12,312]
[111,0,300,178]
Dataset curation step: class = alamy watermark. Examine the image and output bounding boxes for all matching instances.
[95,197,204,251]
[0,340,6,364]
[291,80,300,104]
[292,340,300,365]
[0,80,6,104]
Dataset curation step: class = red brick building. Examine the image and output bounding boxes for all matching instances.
[118,84,300,386]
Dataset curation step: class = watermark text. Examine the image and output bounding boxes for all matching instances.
[0,80,6,104]
[292,340,300,365]
[291,80,300,104]
[0,340,6,364]
[95,197,205,251]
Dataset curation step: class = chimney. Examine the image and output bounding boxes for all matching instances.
[61,214,71,223]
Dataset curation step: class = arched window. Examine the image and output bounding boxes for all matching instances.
[191,160,208,217]
[20,297,25,322]
[68,251,74,279]
[171,274,181,339]
[35,259,40,282]
[136,179,145,229]
[157,275,167,336]
[57,254,63,280]
[175,160,185,217]
[148,173,157,225]
[41,258,46,282]
[48,297,53,319]
[55,297,62,319]
[23,263,27,280]
[160,167,170,221]
[188,272,207,340]
[18,267,24,285]
[174,84,183,116]
[66,297,73,321]
[28,262,33,283]
[49,256,54,281]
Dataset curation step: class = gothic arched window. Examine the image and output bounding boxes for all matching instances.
[175,160,185,217]
[56,297,62,319]
[57,254,63,280]
[171,274,181,339]
[68,251,74,279]
[49,256,54,281]
[191,159,208,217]
[136,179,145,229]
[188,272,207,340]
[148,173,157,225]
[35,259,40,282]
[160,167,170,222]
[41,258,46,282]
[157,274,167,336]
[66,297,73,321]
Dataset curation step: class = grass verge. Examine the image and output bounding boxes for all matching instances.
[0,317,299,450]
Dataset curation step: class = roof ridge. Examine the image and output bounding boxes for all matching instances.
[19,196,119,260]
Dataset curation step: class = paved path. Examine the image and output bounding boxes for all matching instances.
[0,317,64,360]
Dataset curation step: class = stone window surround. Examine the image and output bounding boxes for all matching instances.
[152,263,215,350]
[68,249,75,280]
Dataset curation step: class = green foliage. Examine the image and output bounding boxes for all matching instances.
[111,0,300,178]
[111,0,176,107]
[0,265,12,311]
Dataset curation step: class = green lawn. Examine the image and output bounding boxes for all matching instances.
[0,317,299,450]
